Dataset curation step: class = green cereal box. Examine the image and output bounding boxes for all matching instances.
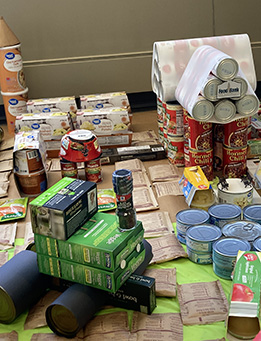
[30,177,97,240]
[37,242,145,293]
[34,211,144,271]
[227,251,261,339]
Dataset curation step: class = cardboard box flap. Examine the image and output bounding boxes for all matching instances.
[0,17,20,48]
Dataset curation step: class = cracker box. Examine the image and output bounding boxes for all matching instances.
[37,242,145,293]
[30,177,97,240]
[34,211,144,271]
[227,251,261,339]
[80,91,130,113]
[107,273,156,314]
[76,107,131,135]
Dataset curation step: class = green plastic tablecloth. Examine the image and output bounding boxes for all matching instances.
[0,229,233,341]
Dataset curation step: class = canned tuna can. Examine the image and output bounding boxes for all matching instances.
[166,101,184,136]
[212,238,251,279]
[214,100,236,123]
[223,145,247,178]
[60,158,78,179]
[243,204,261,224]
[213,141,223,172]
[191,96,215,121]
[167,135,184,167]
[208,203,241,228]
[222,220,261,245]
[176,208,210,235]
[187,245,212,264]
[176,231,186,245]
[84,158,102,183]
[235,95,260,116]
[185,148,214,181]
[253,237,261,252]
[186,224,222,252]
[212,57,239,81]
[187,115,212,150]
[230,77,248,100]
[223,117,249,148]
[201,74,223,101]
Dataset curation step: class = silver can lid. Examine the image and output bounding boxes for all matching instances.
[214,100,236,122]
[235,95,260,116]
[192,98,215,121]
[215,58,239,81]
[230,77,248,100]
[203,78,223,101]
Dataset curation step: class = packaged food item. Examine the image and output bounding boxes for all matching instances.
[80,91,130,112]
[0,197,28,222]
[97,188,117,211]
[227,251,261,339]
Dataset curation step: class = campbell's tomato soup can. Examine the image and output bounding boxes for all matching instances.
[84,158,102,183]
[223,145,247,178]
[1,88,28,135]
[187,115,213,150]
[167,135,184,167]
[185,148,214,181]
[14,149,44,175]
[223,117,249,148]
[60,158,78,178]
[166,101,184,136]
[0,44,26,92]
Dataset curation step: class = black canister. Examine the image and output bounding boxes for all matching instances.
[112,169,137,231]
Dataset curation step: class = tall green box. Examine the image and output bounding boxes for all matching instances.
[37,243,145,293]
[34,212,144,271]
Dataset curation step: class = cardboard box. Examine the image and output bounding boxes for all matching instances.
[15,112,73,140]
[34,212,144,271]
[30,177,97,240]
[227,251,261,339]
[80,91,130,113]
[97,132,133,148]
[107,273,156,314]
[37,243,145,293]
[100,144,166,164]
[76,108,131,135]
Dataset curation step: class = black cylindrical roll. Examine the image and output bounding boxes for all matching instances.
[0,250,50,324]
[45,239,153,338]
[46,284,106,338]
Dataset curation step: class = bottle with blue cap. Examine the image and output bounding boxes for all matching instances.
[112,169,137,231]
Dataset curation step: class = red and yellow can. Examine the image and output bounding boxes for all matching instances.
[223,117,249,148]
[185,148,214,181]
[167,135,184,167]
[85,158,102,183]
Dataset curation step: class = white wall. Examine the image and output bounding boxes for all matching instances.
[0,0,260,102]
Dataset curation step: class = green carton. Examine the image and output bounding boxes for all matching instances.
[37,243,145,293]
[34,212,144,271]
[30,177,97,240]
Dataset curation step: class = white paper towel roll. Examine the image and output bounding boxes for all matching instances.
[151,34,256,102]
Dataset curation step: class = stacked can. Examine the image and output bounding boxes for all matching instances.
[0,18,28,135]
[222,117,249,177]
[112,169,137,231]
[165,101,184,166]
[184,111,214,181]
